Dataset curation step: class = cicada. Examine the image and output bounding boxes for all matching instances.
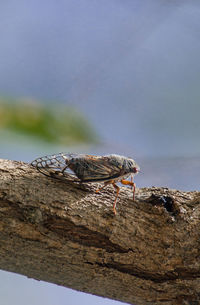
[31,153,140,214]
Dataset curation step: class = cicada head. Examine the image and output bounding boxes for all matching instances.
[125,157,140,175]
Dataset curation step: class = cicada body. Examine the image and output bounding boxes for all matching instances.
[31,153,140,214]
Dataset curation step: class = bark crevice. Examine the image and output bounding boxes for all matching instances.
[96,262,200,283]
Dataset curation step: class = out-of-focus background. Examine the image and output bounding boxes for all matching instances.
[0,1,200,304]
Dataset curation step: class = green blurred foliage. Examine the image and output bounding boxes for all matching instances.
[0,98,97,145]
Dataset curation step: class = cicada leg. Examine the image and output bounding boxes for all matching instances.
[130,174,133,189]
[120,179,136,201]
[95,181,111,193]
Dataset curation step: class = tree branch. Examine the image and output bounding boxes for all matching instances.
[0,159,200,305]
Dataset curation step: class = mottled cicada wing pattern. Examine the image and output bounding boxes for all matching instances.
[31,153,80,182]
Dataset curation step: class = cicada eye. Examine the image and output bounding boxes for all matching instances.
[132,167,138,174]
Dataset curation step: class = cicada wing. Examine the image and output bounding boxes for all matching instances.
[31,153,127,183]
[31,153,80,181]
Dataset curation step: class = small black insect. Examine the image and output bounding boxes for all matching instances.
[31,153,140,214]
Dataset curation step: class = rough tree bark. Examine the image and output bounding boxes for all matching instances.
[0,159,199,305]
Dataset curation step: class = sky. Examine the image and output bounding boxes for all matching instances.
[0,0,200,157]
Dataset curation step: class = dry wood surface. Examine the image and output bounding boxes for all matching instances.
[0,159,200,305]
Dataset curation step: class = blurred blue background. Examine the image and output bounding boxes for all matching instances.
[0,0,200,304]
